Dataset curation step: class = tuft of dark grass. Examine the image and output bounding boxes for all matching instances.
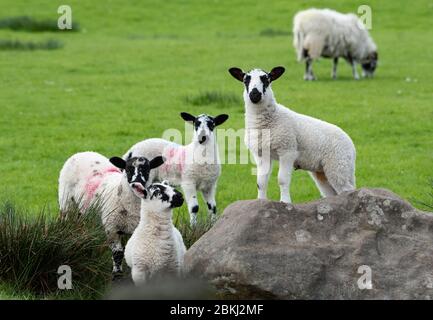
[0,16,79,32]
[174,214,216,249]
[0,201,112,299]
[259,28,290,37]
[185,91,241,108]
[0,39,63,51]
[413,179,433,212]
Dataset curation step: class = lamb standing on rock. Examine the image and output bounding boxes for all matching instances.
[125,181,185,285]
[58,151,164,274]
[229,66,356,203]
[293,8,378,80]
[123,112,229,225]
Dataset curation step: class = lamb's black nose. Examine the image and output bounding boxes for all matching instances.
[249,88,261,103]
[170,191,184,208]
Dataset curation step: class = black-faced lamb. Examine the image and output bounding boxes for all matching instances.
[58,151,164,274]
[229,66,356,203]
[124,181,185,285]
[123,112,229,225]
[293,8,378,80]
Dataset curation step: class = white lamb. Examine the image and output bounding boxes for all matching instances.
[293,8,378,80]
[229,66,356,203]
[123,112,229,225]
[125,181,185,285]
[58,151,164,275]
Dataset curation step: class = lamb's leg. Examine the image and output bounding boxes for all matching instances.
[182,181,199,225]
[278,153,297,203]
[131,267,147,286]
[304,58,316,81]
[332,57,338,79]
[202,183,217,217]
[346,56,360,80]
[309,171,337,197]
[109,235,124,276]
[254,154,273,199]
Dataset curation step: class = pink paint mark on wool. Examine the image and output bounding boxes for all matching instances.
[83,166,121,209]
[161,146,186,174]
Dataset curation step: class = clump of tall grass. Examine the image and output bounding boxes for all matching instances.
[0,16,79,32]
[174,213,216,249]
[0,201,111,299]
[0,39,63,51]
[185,91,241,108]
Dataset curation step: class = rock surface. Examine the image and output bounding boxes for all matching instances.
[184,188,433,299]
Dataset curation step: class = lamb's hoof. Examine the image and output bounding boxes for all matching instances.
[112,271,123,281]
[303,74,316,81]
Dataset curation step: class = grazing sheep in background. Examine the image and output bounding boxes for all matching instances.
[228,66,356,203]
[58,151,164,275]
[293,8,378,80]
[123,112,229,225]
[125,181,185,285]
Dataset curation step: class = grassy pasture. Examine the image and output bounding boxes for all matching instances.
[0,0,432,299]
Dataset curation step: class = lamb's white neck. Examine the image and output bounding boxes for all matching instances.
[139,202,173,228]
[244,95,278,129]
[187,136,220,165]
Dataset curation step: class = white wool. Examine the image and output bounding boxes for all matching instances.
[241,69,356,203]
[58,151,141,273]
[124,202,186,285]
[124,132,221,224]
[293,8,377,61]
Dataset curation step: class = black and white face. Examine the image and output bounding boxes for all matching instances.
[228,66,285,104]
[109,156,165,197]
[361,51,378,77]
[180,112,229,145]
[145,181,184,210]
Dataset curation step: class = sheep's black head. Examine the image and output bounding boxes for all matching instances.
[145,181,184,210]
[180,112,229,145]
[109,155,164,197]
[228,66,285,104]
[361,51,378,77]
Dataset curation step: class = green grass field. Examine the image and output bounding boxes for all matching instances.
[0,0,432,299]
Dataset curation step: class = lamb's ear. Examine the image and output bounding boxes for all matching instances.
[180,112,196,123]
[149,156,165,169]
[228,67,245,82]
[109,157,126,170]
[214,114,229,126]
[269,66,285,81]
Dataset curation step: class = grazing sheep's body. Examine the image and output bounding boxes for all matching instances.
[229,67,356,203]
[293,8,378,80]
[125,183,186,285]
[58,151,163,274]
[124,113,228,224]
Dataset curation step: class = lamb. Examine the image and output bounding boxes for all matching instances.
[125,181,185,285]
[58,151,164,275]
[123,112,229,225]
[228,66,356,203]
[293,8,378,80]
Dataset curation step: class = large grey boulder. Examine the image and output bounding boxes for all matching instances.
[184,188,433,299]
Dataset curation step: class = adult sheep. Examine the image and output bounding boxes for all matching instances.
[293,8,378,80]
